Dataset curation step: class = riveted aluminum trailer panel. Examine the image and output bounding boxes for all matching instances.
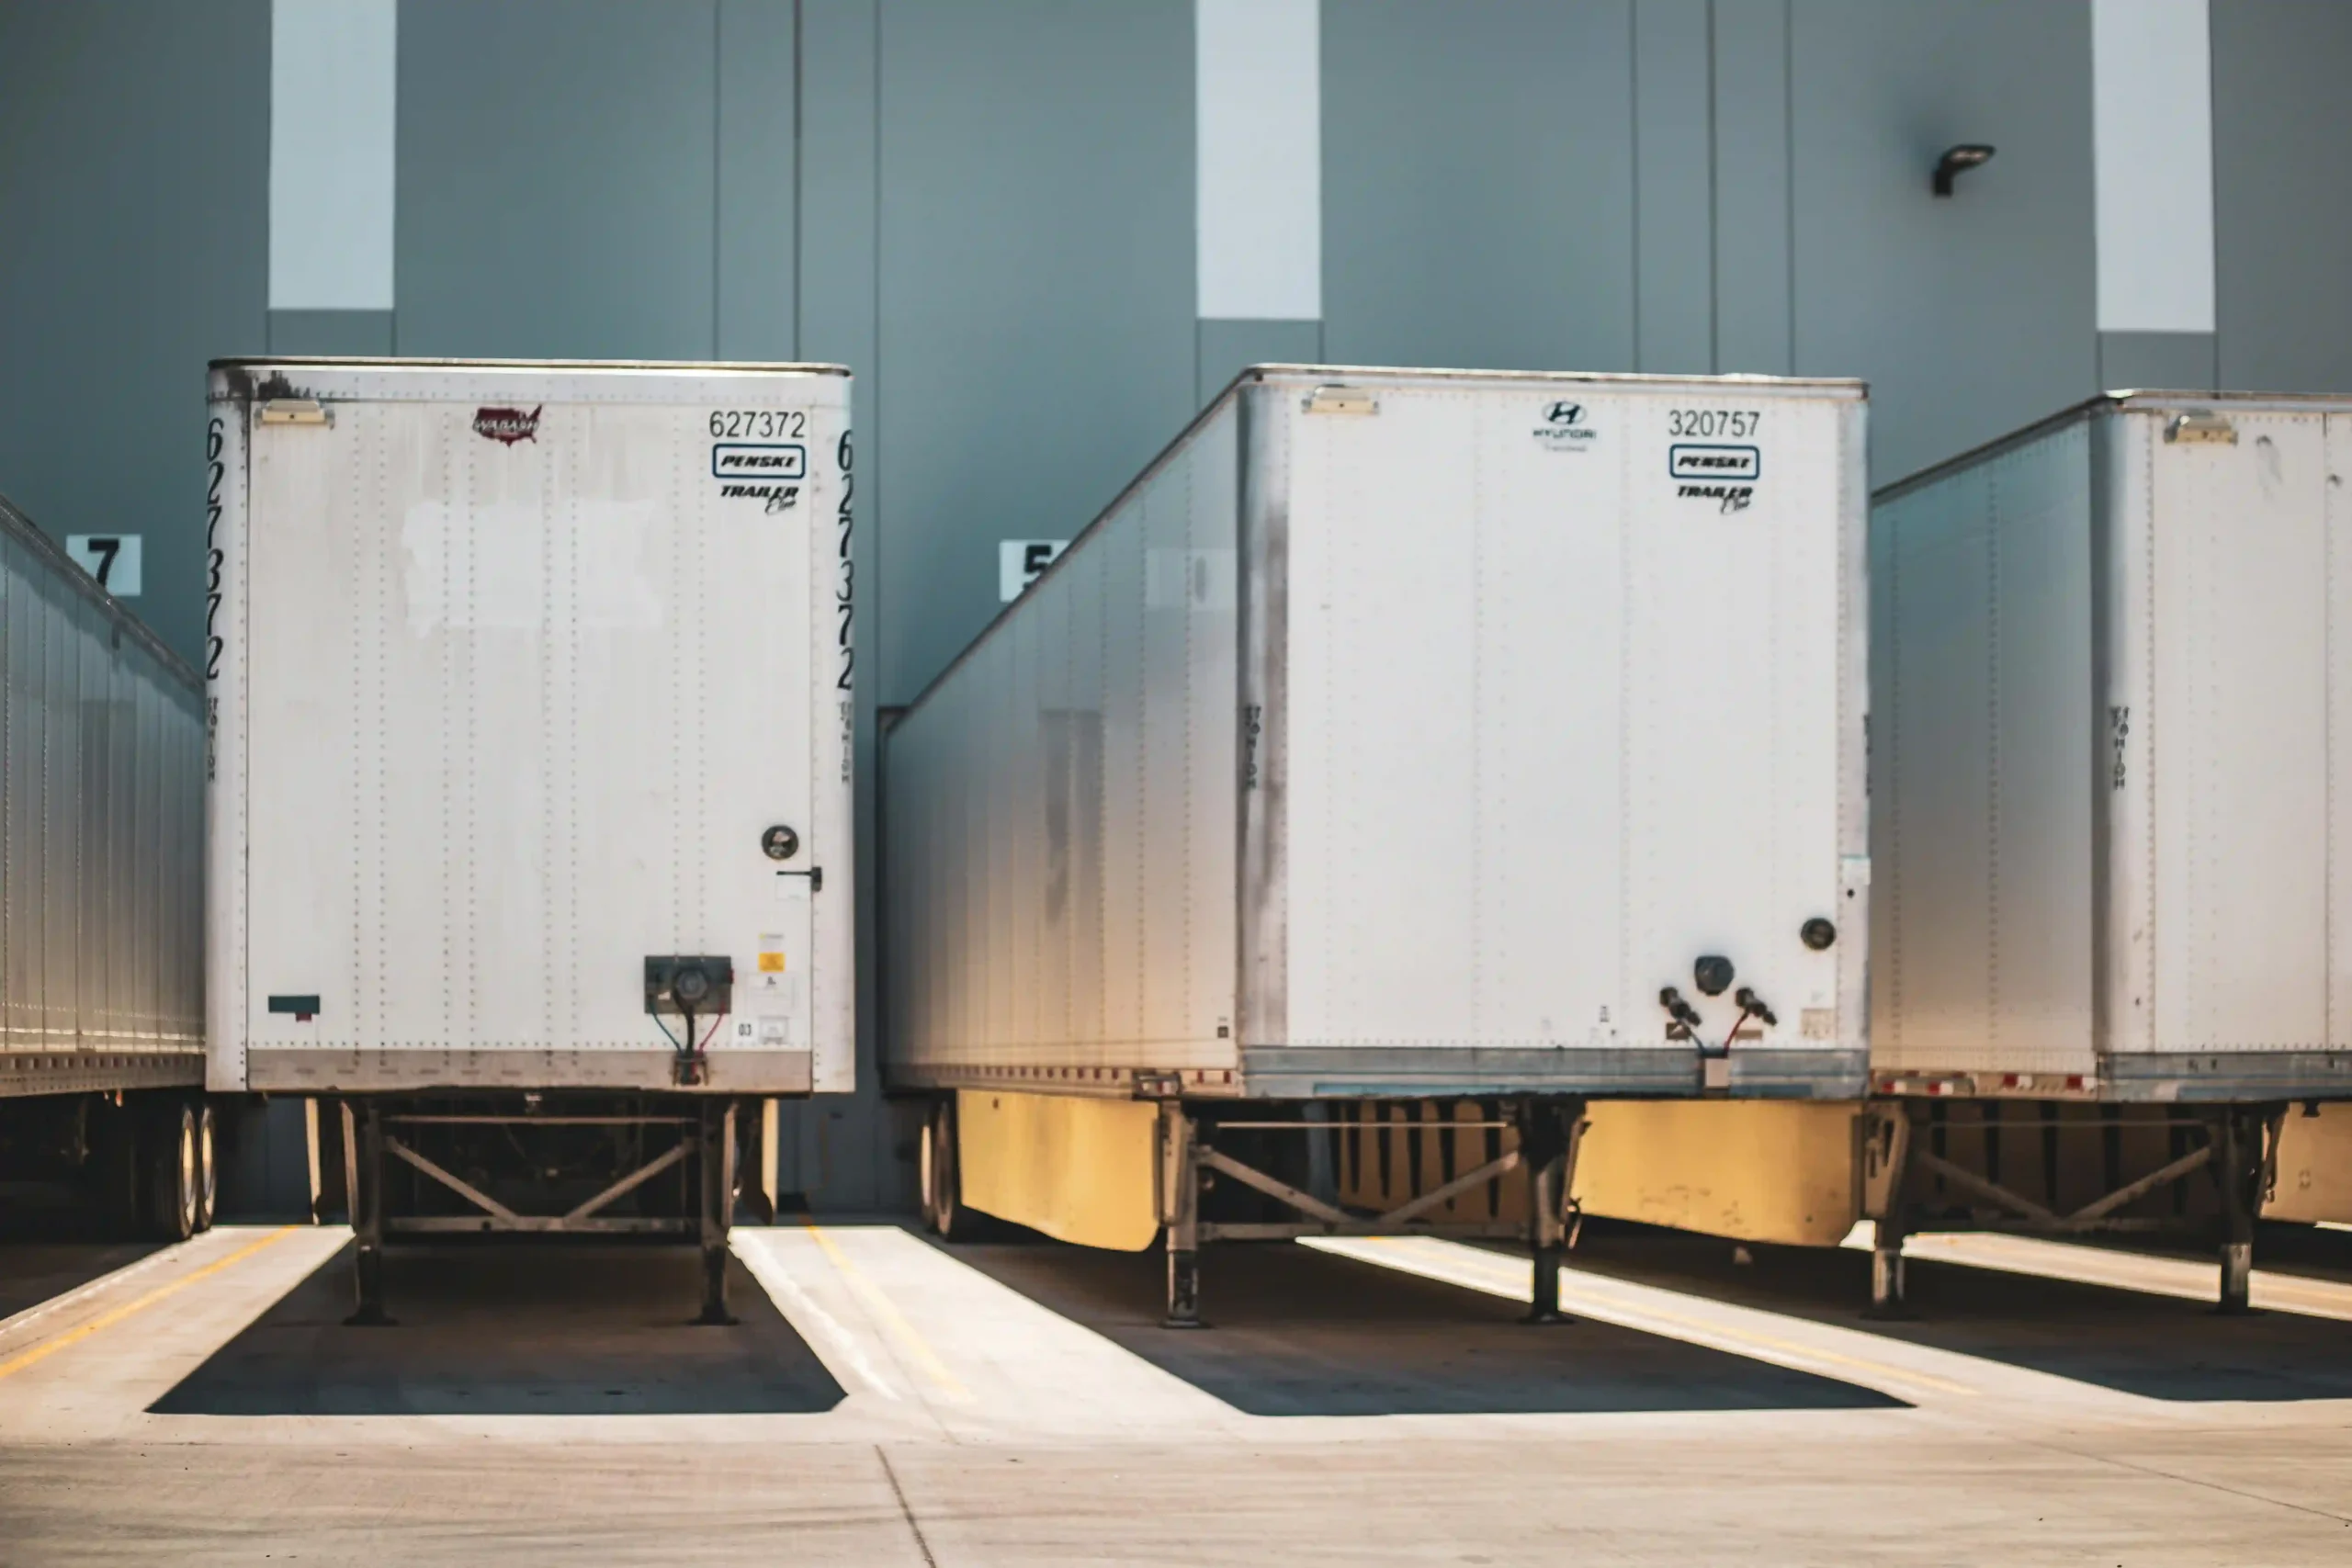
[206,359,854,1095]
[1871,391,2352,1101]
[886,365,1870,1100]
[1,491,205,1098]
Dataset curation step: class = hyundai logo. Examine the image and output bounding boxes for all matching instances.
[1545,401,1585,424]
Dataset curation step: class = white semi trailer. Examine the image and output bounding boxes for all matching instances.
[205,359,854,1322]
[0,491,210,1239]
[883,365,1869,1324]
[1859,390,2352,1314]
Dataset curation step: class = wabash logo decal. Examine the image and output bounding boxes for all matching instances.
[473,404,543,446]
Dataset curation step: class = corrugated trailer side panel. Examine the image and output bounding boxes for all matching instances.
[2,497,204,1095]
[886,402,1240,1087]
[1869,418,2097,1078]
[1873,393,2352,1097]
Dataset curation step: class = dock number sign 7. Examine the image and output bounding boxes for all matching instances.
[65,535,142,597]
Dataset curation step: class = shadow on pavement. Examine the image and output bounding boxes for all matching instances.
[0,1239,165,1323]
[1544,1221,2352,1404]
[151,1241,844,1416]
[944,1233,1904,1417]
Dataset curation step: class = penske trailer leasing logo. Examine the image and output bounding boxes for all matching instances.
[712,443,807,479]
[1669,443,1761,513]
[712,442,808,513]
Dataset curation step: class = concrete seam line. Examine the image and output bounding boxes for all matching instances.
[876,1446,940,1568]
[0,1226,300,1383]
[2031,1438,2352,1529]
[804,1222,971,1402]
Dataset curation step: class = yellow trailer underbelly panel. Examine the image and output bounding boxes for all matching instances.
[1573,1100,1861,1247]
[2268,1103,2352,1224]
[956,1089,1160,1250]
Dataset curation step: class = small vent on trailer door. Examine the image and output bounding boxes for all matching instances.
[257,399,332,427]
[1303,386,1378,416]
[2165,411,2235,446]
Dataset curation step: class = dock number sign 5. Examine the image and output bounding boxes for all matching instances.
[1000,539,1069,602]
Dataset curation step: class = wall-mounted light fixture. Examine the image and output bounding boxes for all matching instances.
[1932,143,1996,197]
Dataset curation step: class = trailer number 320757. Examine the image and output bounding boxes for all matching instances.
[709,410,807,439]
[1668,409,1762,438]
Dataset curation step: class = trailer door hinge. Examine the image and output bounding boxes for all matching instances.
[257,398,333,427]
[2165,410,2235,446]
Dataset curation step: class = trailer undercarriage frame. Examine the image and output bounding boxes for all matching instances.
[340,1098,741,1326]
[1858,1100,2286,1316]
[1151,1096,1589,1327]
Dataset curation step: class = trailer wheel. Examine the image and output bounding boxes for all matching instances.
[145,1101,199,1243]
[194,1101,218,1233]
[918,1104,939,1229]
[923,1099,970,1240]
[90,1099,142,1238]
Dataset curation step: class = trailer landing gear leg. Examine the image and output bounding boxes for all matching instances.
[345,1101,391,1326]
[1159,1102,1204,1329]
[2215,1109,2258,1316]
[1860,1101,1915,1320]
[696,1100,739,1326]
[1521,1098,1582,1325]
[1867,1207,1911,1321]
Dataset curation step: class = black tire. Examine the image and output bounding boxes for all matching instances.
[93,1100,143,1238]
[194,1101,218,1233]
[924,1099,972,1240]
[918,1103,941,1231]
[145,1101,198,1243]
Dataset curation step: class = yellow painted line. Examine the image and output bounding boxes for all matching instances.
[0,1227,299,1383]
[1327,1238,1978,1400]
[802,1222,970,1402]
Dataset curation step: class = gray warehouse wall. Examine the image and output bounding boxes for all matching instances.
[396,0,725,359]
[1321,0,2104,483]
[2211,0,2352,396]
[0,0,271,667]
[1789,0,2098,480]
[875,0,1196,707]
[1321,0,1637,374]
[7,0,2352,1217]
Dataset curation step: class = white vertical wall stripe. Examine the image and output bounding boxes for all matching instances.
[2090,0,2214,334]
[269,0,397,311]
[1195,0,1320,321]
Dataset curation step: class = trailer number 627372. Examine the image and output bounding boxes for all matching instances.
[709,410,807,439]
